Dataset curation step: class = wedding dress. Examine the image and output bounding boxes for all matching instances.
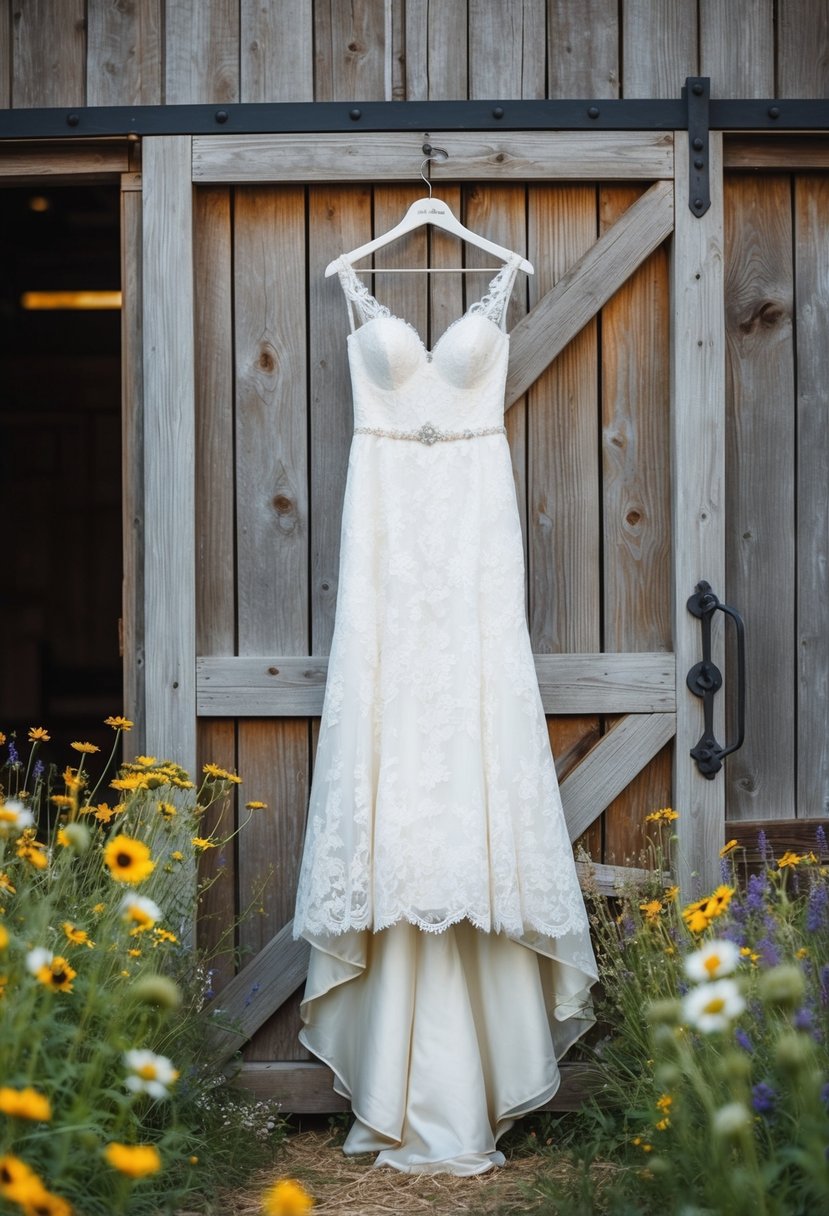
[292,251,599,1175]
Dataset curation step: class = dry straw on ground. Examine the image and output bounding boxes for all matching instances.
[212,1126,587,1216]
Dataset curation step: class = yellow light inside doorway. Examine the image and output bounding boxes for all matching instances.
[20,290,122,311]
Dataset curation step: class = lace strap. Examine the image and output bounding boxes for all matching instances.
[335,257,390,333]
[467,252,523,331]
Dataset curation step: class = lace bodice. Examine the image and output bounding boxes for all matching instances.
[334,254,522,432]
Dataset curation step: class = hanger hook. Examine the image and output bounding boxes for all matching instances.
[419,143,448,198]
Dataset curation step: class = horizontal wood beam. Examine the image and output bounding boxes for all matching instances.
[234,1060,609,1113]
[573,859,670,895]
[561,712,677,842]
[0,139,131,182]
[506,179,675,406]
[193,130,674,184]
[197,652,675,717]
[722,817,829,863]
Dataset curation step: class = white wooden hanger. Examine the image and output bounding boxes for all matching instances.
[324,146,534,277]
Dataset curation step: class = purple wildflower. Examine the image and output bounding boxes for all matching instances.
[793,1006,815,1033]
[735,1027,754,1052]
[7,740,19,766]
[721,921,747,948]
[752,1082,777,1117]
[816,824,827,856]
[757,829,769,862]
[746,873,768,914]
[820,965,829,1007]
[757,937,780,967]
[806,882,829,933]
[821,1081,829,1110]
[619,914,636,943]
[33,758,44,781]
[720,857,732,883]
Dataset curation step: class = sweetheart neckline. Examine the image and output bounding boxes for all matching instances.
[347,308,508,362]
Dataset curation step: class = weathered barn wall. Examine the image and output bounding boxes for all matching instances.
[1,0,828,109]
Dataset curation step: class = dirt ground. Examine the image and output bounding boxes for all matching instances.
[217,1124,586,1216]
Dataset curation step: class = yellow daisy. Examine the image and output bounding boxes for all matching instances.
[104,716,134,731]
[261,1178,315,1216]
[62,923,95,949]
[103,835,155,885]
[0,1087,52,1122]
[191,837,216,851]
[70,742,100,755]
[103,1143,161,1178]
[27,727,50,743]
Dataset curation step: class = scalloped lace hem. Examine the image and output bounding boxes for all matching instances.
[294,907,589,942]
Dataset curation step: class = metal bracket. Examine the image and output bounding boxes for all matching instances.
[686,580,746,779]
[684,76,710,218]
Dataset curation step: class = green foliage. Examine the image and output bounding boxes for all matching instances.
[525,817,829,1216]
[0,726,286,1215]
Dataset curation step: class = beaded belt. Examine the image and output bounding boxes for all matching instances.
[353,420,506,446]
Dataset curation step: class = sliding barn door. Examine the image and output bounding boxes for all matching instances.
[138,131,725,1109]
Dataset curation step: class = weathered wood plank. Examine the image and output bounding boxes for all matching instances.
[404,0,468,100]
[506,179,675,407]
[600,184,673,867]
[547,0,619,99]
[120,173,146,758]
[0,0,9,108]
[204,920,311,1063]
[309,185,373,654]
[241,0,314,102]
[314,0,389,102]
[574,859,673,895]
[778,0,829,97]
[0,140,129,183]
[192,131,674,184]
[622,0,697,99]
[12,0,86,107]
[142,137,196,772]
[699,0,773,99]
[724,174,795,821]
[560,712,677,842]
[233,186,310,1061]
[429,132,674,181]
[527,184,602,864]
[87,0,162,105]
[723,817,829,862]
[724,137,829,171]
[197,652,676,715]
[469,0,546,101]
[794,175,829,819]
[235,1060,608,1113]
[164,0,238,105]
[671,132,726,898]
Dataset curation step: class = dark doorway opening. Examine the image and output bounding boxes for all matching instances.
[0,184,122,762]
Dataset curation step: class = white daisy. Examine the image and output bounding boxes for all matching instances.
[684,938,741,983]
[123,1048,180,1099]
[119,893,163,928]
[25,947,53,975]
[0,800,35,835]
[681,977,745,1033]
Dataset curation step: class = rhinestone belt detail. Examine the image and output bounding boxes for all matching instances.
[353,421,506,446]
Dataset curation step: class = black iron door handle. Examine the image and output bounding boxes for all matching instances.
[686,580,746,779]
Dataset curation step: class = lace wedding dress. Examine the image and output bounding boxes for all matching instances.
[292,251,599,1175]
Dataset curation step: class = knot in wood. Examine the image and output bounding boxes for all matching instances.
[739,300,786,334]
[272,494,293,515]
[258,348,276,373]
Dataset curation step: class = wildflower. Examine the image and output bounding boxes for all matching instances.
[32,953,77,993]
[0,925,7,950]
[0,733,4,745]
[120,893,162,932]
[795,946,810,960]
[103,1143,161,1177]
[656,1093,673,1112]
[684,939,741,982]
[777,850,803,869]
[757,828,769,860]
[681,978,745,1032]
[50,794,75,809]
[639,899,663,923]
[60,822,91,854]
[816,824,827,854]
[654,1117,670,1131]
[128,949,141,957]
[0,872,15,894]
[0,800,35,835]
[70,741,100,755]
[130,974,182,1010]
[123,1049,179,1098]
[132,755,158,766]
[758,964,806,1010]
[0,1087,52,1121]
[103,835,155,884]
[0,1152,38,1193]
[664,885,679,901]
[246,800,268,810]
[104,716,134,731]
[81,802,120,823]
[151,927,178,945]
[645,808,678,823]
[681,899,711,934]
[745,872,768,913]
[703,885,735,919]
[62,922,94,949]
[91,902,106,915]
[734,1026,754,1053]
[712,1101,752,1140]
[157,801,177,818]
[110,774,147,792]
[806,882,828,933]
[203,763,229,779]
[16,832,48,869]
[261,1178,315,1216]
[191,836,216,851]
[27,727,50,743]
[630,1136,653,1152]
[792,1006,816,1033]
[720,838,739,856]
[170,850,184,862]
